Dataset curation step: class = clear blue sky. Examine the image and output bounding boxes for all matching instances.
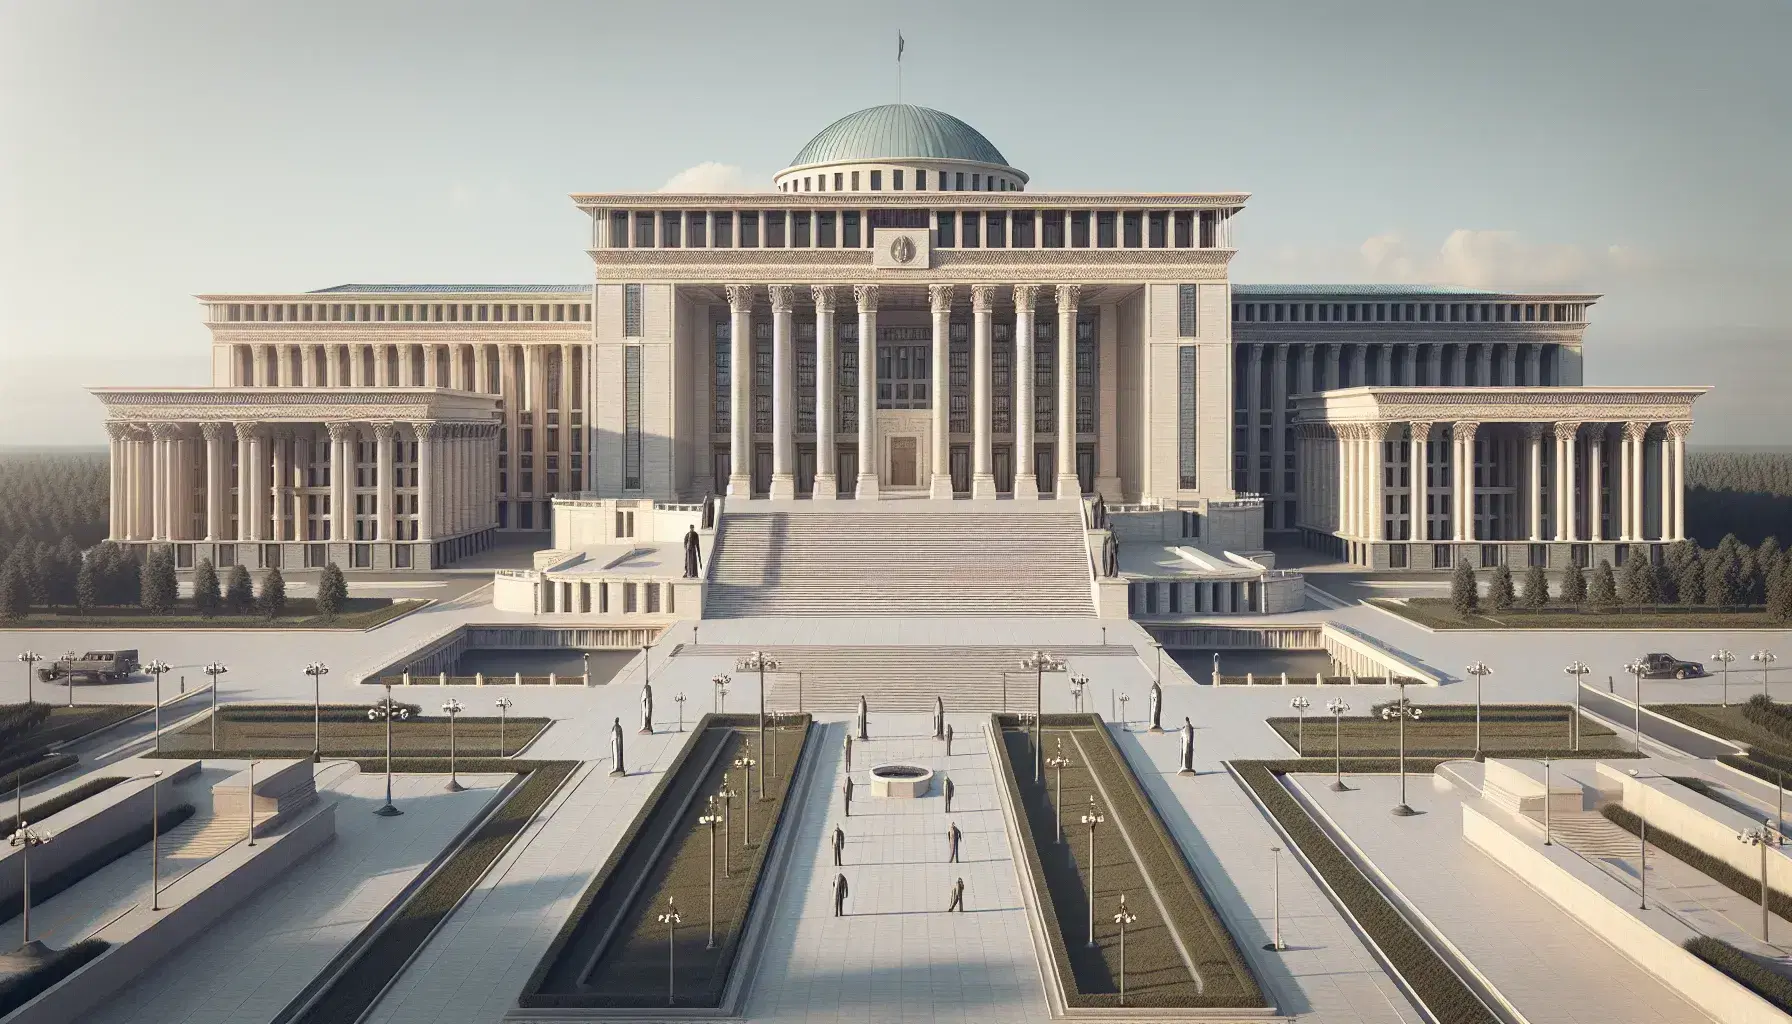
[2,0,1786,445]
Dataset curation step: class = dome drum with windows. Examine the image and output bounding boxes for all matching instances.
[774,104,1028,194]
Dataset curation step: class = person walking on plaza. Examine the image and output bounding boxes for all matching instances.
[943,774,955,813]
[832,823,846,866]
[947,821,962,863]
[944,723,954,757]
[857,695,870,741]
[844,733,853,772]
[947,876,965,912]
[843,775,855,817]
[834,872,850,917]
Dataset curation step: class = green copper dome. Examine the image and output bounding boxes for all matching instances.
[789,104,1011,168]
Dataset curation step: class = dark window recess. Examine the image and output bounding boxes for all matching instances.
[868,209,931,230]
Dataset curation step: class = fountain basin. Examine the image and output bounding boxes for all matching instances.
[868,763,934,799]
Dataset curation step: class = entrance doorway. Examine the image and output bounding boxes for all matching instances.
[1077,444,1096,496]
[950,445,970,494]
[888,437,918,487]
[753,445,772,496]
[837,446,857,495]
[1035,444,1055,496]
[994,445,1013,494]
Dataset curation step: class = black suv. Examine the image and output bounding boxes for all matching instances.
[1636,653,1705,679]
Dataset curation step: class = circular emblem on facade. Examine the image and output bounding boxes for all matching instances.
[890,235,916,264]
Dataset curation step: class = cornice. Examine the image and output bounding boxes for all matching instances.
[1233,323,1589,343]
[571,191,1251,210]
[88,386,503,425]
[584,247,1235,284]
[1291,385,1708,425]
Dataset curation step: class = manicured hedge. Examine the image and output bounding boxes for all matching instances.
[1741,694,1792,744]
[217,704,425,724]
[1719,751,1792,789]
[0,752,77,794]
[1684,935,1792,1013]
[0,806,194,922]
[0,775,125,835]
[1233,758,1498,1024]
[1599,804,1792,917]
[0,938,109,1017]
[288,760,576,1024]
[0,702,52,750]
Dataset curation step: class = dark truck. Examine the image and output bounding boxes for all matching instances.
[37,650,140,684]
[1637,652,1705,680]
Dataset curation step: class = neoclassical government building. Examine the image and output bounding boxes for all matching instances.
[92,103,1703,576]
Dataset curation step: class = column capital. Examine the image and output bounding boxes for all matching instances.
[810,284,837,314]
[1552,421,1583,442]
[928,283,956,314]
[971,284,998,311]
[1409,420,1434,441]
[413,422,439,443]
[768,284,796,313]
[1011,283,1038,309]
[374,422,396,442]
[1055,284,1081,313]
[1623,420,1651,441]
[327,422,357,442]
[105,421,133,441]
[1362,421,1390,441]
[852,283,880,309]
[1520,422,1547,441]
[1666,420,1693,440]
[234,422,257,444]
[150,422,179,441]
[725,284,755,313]
[200,421,227,444]
[1453,420,1480,440]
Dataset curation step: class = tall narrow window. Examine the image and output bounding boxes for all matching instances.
[1096,211,1117,248]
[870,170,882,191]
[633,212,654,248]
[817,211,836,247]
[660,212,681,247]
[609,210,629,247]
[915,169,927,190]
[713,320,731,433]
[686,212,706,247]
[766,211,786,247]
[624,346,642,490]
[1013,211,1035,247]
[793,211,812,247]
[624,284,642,337]
[1071,212,1090,247]
[892,169,904,190]
[961,211,980,247]
[1179,346,1198,489]
[936,211,956,247]
[739,212,759,247]
[1174,211,1193,247]
[843,211,861,248]
[986,212,1006,247]
[714,211,733,247]
[1148,212,1167,247]
[1123,212,1143,247]
[1178,285,1198,337]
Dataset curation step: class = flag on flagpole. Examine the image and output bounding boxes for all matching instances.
[897,32,905,61]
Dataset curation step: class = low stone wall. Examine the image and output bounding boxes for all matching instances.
[1464,802,1786,1024]
[357,623,669,684]
[1597,763,1792,894]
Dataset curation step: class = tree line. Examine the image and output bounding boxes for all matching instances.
[1452,532,1792,621]
[0,451,109,552]
[1685,451,1792,547]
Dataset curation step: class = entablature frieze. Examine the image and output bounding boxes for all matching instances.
[89,387,503,426]
[204,325,591,344]
[1232,323,1588,344]
[572,191,1251,210]
[1290,385,1707,426]
[584,247,1236,283]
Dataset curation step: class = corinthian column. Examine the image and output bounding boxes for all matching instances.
[375,423,395,541]
[1524,424,1545,542]
[768,285,796,499]
[1454,422,1479,542]
[812,286,838,500]
[202,422,226,541]
[1410,422,1431,542]
[725,285,754,498]
[150,424,173,541]
[1364,423,1387,541]
[415,423,436,541]
[270,429,291,542]
[928,283,955,498]
[1668,420,1691,541]
[106,422,129,541]
[853,284,880,500]
[1055,284,1081,499]
[235,423,255,541]
[1586,427,1605,542]
[1012,285,1039,499]
[1623,421,1648,540]
[971,285,997,499]
[328,423,355,541]
[1556,422,1581,541]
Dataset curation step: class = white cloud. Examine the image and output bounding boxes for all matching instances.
[659,162,761,193]
[1244,230,1650,292]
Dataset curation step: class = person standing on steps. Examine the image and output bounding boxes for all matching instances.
[947,876,965,912]
[843,775,854,817]
[683,524,702,578]
[834,872,849,917]
[942,773,955,813]
[947,821,962,863]
[832,823,846,866]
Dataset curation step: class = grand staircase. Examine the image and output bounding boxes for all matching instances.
[679,644,1130,712]
[703,502,1095,618]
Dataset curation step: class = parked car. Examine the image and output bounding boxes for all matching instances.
[1636,653,1705,680]
[36,650,139,684]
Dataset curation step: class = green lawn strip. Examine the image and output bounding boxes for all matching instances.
[0,938,109,1017]
[0,753,78,793]
[153,705,551,760]
[0,775,126,834]
[993,714,1263,1008]
[1598,804,1792,917]
[0,806,194,922]
[1233,758,1498,1024]
[1267,704,1630,759]
[522,715,812,1008]
[1379,598,1779,631]
[1683,936,1792,1013]
[289,759,577,1024]
[2,598,423,631]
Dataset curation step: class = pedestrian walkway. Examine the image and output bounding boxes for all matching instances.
[745,714,1046,1024]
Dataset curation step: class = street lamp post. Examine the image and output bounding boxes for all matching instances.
[1262,845,1285,951]
[1625,658,1647,754]
[1081,796,1104,948]
[370,686,406,816]
[674,693,687,733]
[441,698,465,792]
[581,651,590,685]
[1754,650,1779,700]
[305,661,330,762]
[61,651,75,708]
[1712,650,1737,707]
[147,769,164,910]
[1564,660,1590,751]
[733,757,756,844]
[8,820,51,948]
[144,659,171,752]
[657,898,682,1007]
[247,760,259,847]
[1069,675,1088,714]
[1021,652,1065,784]
[1327,699,1351,791]
[1541,758,1553,845]
[1381,684,1423,816]
[738,652,778,800]
[717,785,735,877]
[1737,820,1784,941]
[204,661,228,750]
[1046,740,1073,844]
[1113,894,1137,1005]
[1151,641,1163,689]
[17,652,41,706]
[1117,693,1130,731]
[712,673,730,714]
[494,696,513,757]
[1289,696,1311,756]
[1465,662,1492,757]
[698,803,721,948]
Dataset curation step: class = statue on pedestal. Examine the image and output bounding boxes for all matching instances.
[640,681,654,734]
[856,695,869,741]
[610,717,626,776]
[933,696,945,740]
[1178,716,1196,776]
[683,525,702,579]
[1148,680,1164,733]
[944,723,954,757]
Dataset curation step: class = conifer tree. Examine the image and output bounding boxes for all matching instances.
[224,564,254,615]
[316,562,348,620]
[1590,559,1620,609]
[259,566,287,619]
[140,545,177,615]
[1488,564,1516,611]
[1451,559,1479,616]
[192,558,221,617]
[1560,562,1588,605]
[1521,563,1549,608]
[0,564,26,621]
[74,554,97,615]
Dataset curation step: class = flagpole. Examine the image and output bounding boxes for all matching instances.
[897,31,904,103]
